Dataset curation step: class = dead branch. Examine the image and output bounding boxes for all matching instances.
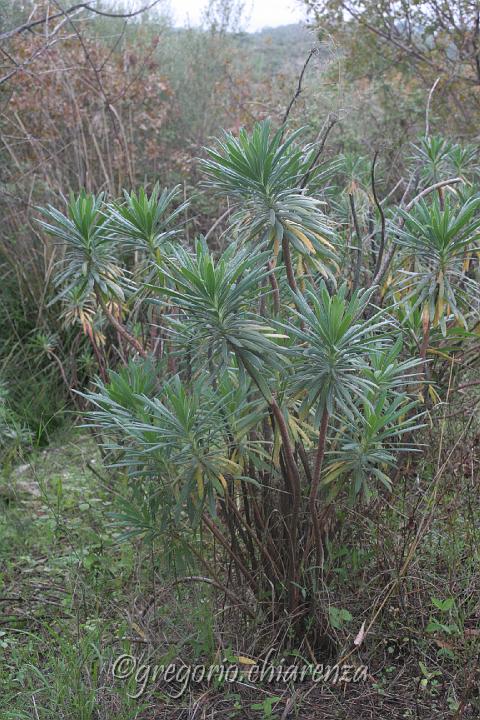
[371,151,386,278]
[281,48,317,130]
[0,1,163,43]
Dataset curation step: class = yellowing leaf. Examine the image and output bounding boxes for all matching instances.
[421,305,430,333]
[427,348,455,362]
[221,459,242,474]
[433,296,444,326]
[236,655,256,665]
[313,232,335,251]
[428,385,441,405]
[297,255,304,276]
[285,223,314,253]
[273,235,279,260]
[323,461,347,484]
[131,622,148,640]
[288,415,313,445]
[195,467,204,498]
[433,271,444,326]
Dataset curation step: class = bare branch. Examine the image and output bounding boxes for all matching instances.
[349,192,363,293]
[371,151,386,278]
[0,1,163,43]
[0,18,73,86]
[300,112,338,189]
[425,76,441,137]
[403,177,462,212]
[281,48,317,130]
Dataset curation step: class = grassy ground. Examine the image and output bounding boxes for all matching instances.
[0,416,479,719]
[0,429,142,719]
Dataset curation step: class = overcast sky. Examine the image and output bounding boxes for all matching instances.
[169,0,307,31]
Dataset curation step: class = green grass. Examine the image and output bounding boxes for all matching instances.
[0,429,144,718]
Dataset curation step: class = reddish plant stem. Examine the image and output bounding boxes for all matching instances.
[202,514,257,594]
[306,407,329,566]
[281,235,298,295]
[420,312,431,378]
[270,398,302,611]
[225,490,282,582]
[96,290,147,359]
[86,324,107,381]
[270,399,301,521]
[267,260,281,314]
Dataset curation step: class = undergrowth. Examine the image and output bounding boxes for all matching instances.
[1,414,478,719]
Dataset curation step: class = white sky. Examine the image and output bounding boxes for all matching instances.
[169,0,307,31]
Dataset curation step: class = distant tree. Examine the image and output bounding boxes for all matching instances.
[202,0,247,33]
[302,0,480,138]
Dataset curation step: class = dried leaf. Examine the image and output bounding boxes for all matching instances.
[354,621,366,646]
